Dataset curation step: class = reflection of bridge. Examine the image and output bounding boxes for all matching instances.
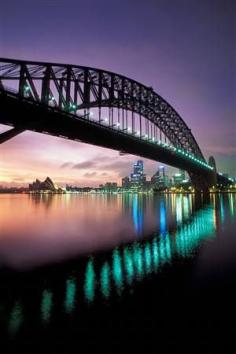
[0,58,231,190]
[5,197,219,336]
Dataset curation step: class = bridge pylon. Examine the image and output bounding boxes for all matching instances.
[189,171,216,193]
[208,156,217,186]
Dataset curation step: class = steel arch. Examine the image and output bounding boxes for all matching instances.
[0,58,204,160]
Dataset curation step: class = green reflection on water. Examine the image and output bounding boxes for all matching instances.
[41,289,53,324]
[219,195,225,223]
[84,259,96,302]
[165,233,172,261]
[45,205,219,309]
[8,301,23,336]
[183,196,190,220]
[228,194,235,219]
[144,242,152,274]
[176,196,183,225]
[123,247,134,285]
[175,208,215,257]
[100,262,111,299]
[159,237,167,264]
[6,200,223,321]
[152,239,159,271]
[132,243,144,279]
[64,277,76,314]
[112,249,123,294]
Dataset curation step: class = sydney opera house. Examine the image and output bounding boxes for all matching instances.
[29,177,63,193]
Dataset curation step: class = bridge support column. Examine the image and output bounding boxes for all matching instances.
[189,171,216,193]
[0,127,25,144]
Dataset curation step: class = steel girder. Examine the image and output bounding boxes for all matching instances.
[0,58,204,160]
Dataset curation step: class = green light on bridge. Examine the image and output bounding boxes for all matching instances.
[23,85,30,92]
[70,103,77,111]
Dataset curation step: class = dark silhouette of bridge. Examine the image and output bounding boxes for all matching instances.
[0,58,232,190]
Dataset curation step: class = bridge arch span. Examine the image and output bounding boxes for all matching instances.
[1,58,231,191]
[0,58,204,160]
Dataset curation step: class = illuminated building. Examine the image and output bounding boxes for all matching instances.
[122,176,130,189]
[151,165,170,190]
[173,169,186,186]
[130,160,146,190]
[103,182,117,192]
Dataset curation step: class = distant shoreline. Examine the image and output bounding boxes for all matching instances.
[0,190,235,195]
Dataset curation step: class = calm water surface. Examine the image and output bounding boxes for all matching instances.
[0,193,235,353]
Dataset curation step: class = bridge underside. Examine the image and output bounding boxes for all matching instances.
[0,126,25,144]
[0,91,217,192]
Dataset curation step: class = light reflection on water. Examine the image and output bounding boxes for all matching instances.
[0,193,204,269]
[41,289,53,325]
[8,302,23,336]
[84,259,96,303]
[1,193,236,336]
[112,249,124,295]
[100,262,111,299]
[64,278,76,314]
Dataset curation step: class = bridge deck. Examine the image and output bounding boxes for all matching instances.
[0,90,213,179]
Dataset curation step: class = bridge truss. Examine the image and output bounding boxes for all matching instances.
[0,58,204,160]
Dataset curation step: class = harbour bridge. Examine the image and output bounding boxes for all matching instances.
[0,58,232,191]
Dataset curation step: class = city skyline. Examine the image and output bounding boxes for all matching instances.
[0,158,186,189]
[1,157,234,193]
[0,0,235,187]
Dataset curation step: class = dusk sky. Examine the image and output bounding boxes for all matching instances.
[0,0,235,187]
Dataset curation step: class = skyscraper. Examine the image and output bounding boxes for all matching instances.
[130,160,146,189]
[173,169,186,186]
[158,165,165,178]
[151,165,169,190]
[133,160,144,176]
[122,176,130,189]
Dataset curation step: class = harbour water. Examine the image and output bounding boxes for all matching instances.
[0,193,235,353]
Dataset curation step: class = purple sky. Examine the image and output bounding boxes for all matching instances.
[0,0,235,186]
